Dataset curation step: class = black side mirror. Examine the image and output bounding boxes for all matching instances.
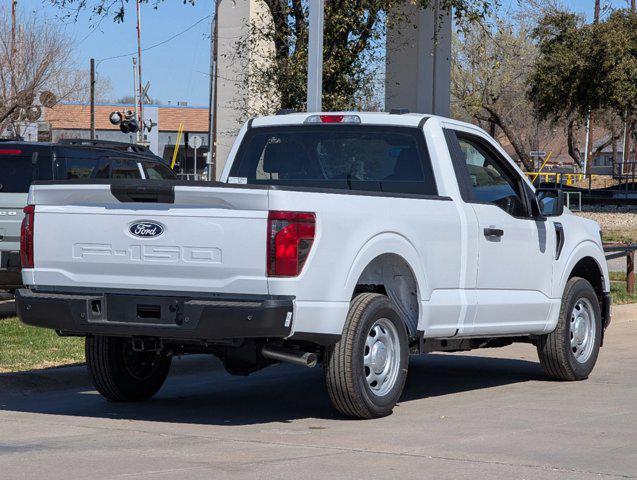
[535,188,564,217]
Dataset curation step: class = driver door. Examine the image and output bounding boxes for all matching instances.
[452,133,556,335]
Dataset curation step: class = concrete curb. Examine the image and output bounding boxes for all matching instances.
[612,303,637,324]
[0,355,220,396]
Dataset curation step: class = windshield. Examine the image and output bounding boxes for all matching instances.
[229,125,438,195]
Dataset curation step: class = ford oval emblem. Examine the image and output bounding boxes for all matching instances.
[129,221,165,238]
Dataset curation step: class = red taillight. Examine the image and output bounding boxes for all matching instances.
[267,211,316,277]
[304,114,361,124]
[20,205,35,269]
[320,115,344,123]
[0,149,22,155]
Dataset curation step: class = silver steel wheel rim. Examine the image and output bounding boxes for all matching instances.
[363,318,401,397]
[570,298,596,364]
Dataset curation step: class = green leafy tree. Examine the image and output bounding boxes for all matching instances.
[528,9,637,164]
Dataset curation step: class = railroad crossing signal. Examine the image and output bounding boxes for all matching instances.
[109,110,139,134]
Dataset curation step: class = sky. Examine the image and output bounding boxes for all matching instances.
[17,0,636,107]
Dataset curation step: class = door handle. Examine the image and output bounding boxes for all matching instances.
[483,227,504,238]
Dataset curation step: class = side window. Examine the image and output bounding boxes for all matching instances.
[452,134,528,217]
[60,156,100,179]
[94,159,111,178]
[95,158,142,179]
[110,158,142,179]
[34,154,53,181]
[143,162,176,179]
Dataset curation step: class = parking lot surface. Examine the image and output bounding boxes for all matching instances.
[1,318,635,480]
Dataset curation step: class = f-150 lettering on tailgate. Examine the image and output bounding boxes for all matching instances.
[72,244,222,264]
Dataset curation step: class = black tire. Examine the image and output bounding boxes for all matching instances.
[324,293,409,419]
[537,277,602,381]
[85,336,172,402]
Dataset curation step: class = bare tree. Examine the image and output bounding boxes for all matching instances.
[451,17,555,170]
[0,8,81,136]
[56,69,113,104]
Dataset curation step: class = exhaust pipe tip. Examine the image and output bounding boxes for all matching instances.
[304,352,318,368]
[261,346,317,369]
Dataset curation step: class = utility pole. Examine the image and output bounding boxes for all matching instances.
[90,58,95,140]
[306,0,325,112]
[584,0,601,187]
[626,0,637,172]
[207,1,220,181]
[11,0,16,56]
[133,57,141,143]
[135,0,144,143]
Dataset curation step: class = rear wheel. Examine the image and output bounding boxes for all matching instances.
[324,293,409,419]
[537,277,602,381]
[86,336,172,402]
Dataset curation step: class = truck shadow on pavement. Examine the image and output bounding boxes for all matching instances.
[0,353,547,425]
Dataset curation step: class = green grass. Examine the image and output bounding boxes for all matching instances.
[0,318,84,373]
[603,229,637,244]
[609,271,637,305]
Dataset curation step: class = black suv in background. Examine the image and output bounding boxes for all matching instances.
[0,139,176,290]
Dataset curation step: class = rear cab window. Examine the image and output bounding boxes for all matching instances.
[229,125,438,196]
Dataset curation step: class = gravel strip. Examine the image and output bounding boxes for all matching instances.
[574,206,637,233]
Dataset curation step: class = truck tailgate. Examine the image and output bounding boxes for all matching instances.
[28,183,270,295]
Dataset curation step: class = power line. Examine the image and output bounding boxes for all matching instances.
[96,14,211,66]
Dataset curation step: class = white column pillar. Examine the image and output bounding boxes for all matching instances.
[307,0,325,112]
[385,1,451,117]
[216,0,251,176]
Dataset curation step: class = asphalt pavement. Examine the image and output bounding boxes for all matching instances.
[0,316,635,479]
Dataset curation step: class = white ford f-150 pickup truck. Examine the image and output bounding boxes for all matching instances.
[17,112,611,419]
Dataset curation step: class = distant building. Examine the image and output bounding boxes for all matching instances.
[586,136,626,175]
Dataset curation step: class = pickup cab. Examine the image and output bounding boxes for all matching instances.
[16,113,611,418]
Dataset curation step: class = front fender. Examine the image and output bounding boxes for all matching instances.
[556,240,610,299]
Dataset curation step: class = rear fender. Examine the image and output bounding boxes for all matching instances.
[345,232,427,323]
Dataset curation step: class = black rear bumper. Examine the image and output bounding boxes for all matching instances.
[16,288,294,342]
